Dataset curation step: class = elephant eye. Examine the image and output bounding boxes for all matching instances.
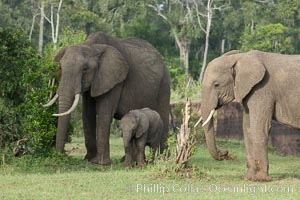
[83,66,89,72]
[214,82,220,88]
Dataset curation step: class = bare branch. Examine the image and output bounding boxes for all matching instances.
[255,0,274,4]
[54,0,63,44]
[50,4,55,43]
[147,4,168,21]
[29,14,39,41]
[212,4,230,11]
[192,0,206,33]
[43,15,51,23]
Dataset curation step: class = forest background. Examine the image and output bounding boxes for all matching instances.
[1,0,300,154]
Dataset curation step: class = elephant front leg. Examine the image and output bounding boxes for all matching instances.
[124,142,133,167]
[82,92,97,161]
[246,100,273,182]
[136,141,146,168]
[90,84,122,165]
[252,131,272,182]
[90,113,112,165]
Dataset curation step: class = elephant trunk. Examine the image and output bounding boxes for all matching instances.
[201,94,228,160]
[54,73,81,153]
[203,116,227,160]
[55,95,74,153]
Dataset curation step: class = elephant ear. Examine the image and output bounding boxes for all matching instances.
[91,44,129,97]
[54,47,67,62]
[54,47,68,79]
[233,55,266,102]
[135,112,149,139]
[222,50,240,56]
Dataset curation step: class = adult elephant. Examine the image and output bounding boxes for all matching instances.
[201,50,300,181]
[43,32,170,165]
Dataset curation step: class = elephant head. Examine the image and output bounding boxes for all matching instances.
[201,50,266,160]
[121,111,149,142]
[43,44,129,152]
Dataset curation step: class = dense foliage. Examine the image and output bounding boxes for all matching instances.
[0,28,58,154]
[1,0,300,155]
[0,26,88,155]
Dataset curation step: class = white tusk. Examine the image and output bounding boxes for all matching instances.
[202,109,215,127]
[53,94,80,117]
[42,94,59,108]
[194,117,202,128]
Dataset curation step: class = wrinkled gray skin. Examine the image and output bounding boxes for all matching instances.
[52,32,170,165]
[201,50,300,181]
[120,108,163,167]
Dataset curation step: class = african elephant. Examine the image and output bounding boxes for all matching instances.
[201,50,300,181]
[120,108,163,167]
[43,32,170,165]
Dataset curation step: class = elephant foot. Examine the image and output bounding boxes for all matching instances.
[137,162,144,168]
[124,157,133,168]
[124,162,132,168]
[84,152,97,162]
[242,167,257,181]
[120,155,126,162]
[243,172,272,182]
[252,172,272,182]
[90,156,111,165]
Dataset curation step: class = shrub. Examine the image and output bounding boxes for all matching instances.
[0,98,19,149]
[0,28,57,156]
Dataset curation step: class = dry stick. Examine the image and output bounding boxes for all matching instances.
[176,98,194,167]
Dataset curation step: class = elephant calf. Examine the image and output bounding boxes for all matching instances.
[120,108,163,167]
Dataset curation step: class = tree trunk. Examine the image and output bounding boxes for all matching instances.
[29,14,37,41]
[199,0,213,82]
[221,39,225,54]
[38,2,44,56]
[174,33,190,76]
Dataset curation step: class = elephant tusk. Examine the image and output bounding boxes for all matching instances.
[42,94,59,108]
[53,94,80,117]
[202,109,215,127]
[194,117,202,128]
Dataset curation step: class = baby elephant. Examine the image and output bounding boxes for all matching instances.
[120,108,163,167]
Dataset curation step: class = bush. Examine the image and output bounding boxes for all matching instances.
[0,28,58,156]
[0,98,19,149]
[0,28,88,156]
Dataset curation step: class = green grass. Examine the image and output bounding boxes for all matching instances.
[0,136,299,200]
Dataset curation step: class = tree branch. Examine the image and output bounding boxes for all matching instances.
[147,4,168,21]
[54,0,63,44]
[192,0,206,33]
[29,14,39,41]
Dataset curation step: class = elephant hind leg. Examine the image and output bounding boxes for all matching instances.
[149,145,159,164]
[157,74,170,154]
[242,107,257,180]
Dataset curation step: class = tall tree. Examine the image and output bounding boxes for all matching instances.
[38,1,45,56]
[43,0,63,50]
[195,0,229,82]
[149,0,200,76]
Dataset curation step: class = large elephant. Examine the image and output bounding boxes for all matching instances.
[201,50,300,181]
[43,32,170,165]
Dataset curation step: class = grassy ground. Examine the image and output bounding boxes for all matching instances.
[0,136,299,200]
